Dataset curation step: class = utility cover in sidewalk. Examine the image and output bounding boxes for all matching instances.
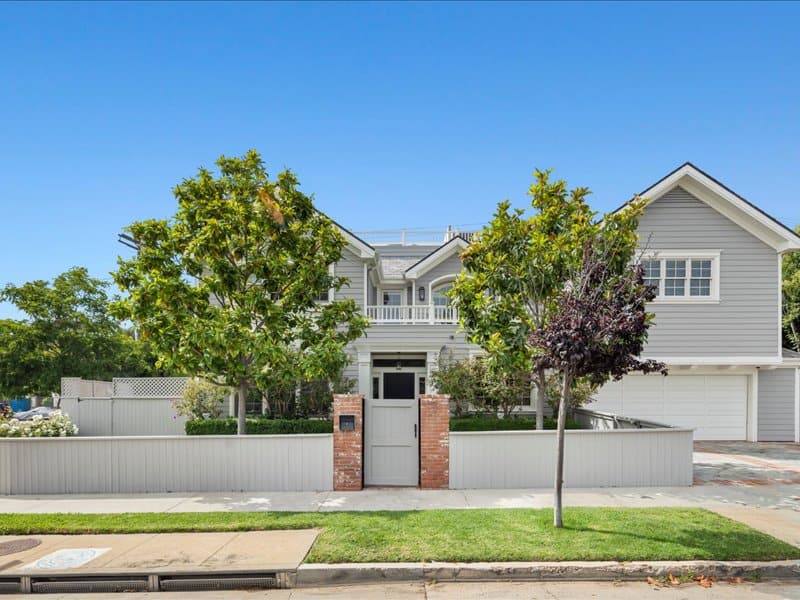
[0,538,40,556]
[24,548,110,570]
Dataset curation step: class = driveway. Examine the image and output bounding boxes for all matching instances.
[691,441,800,511]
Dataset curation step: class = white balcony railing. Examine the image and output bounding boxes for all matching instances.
[366,305,459,324]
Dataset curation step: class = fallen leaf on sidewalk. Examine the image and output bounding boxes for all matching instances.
[668,573,681,585]
[646,576,660,586]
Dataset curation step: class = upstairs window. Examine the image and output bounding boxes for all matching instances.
[640,252,719,302]
[432,282,452,307]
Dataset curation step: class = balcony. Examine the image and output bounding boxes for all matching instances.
[366,305,459,324]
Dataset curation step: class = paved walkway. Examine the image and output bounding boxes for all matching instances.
[0,530,317,576]
[22,581,800,599]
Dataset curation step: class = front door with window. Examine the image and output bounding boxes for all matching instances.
[365,367,424,486]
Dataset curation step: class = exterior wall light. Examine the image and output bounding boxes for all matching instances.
[418,286,425,302]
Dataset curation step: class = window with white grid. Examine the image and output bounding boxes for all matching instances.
[639,252,720,302]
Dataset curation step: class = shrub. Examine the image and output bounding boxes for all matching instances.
[174,379,231,420]
[185,417,333,435]
[449,416,581,432]
[0,411,78,437]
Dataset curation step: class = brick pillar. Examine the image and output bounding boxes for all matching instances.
[333,394,364,491]
[419,394,450,489]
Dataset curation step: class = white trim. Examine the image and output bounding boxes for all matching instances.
[637,164,800,252]
[363,262,368,314]
[778,253,784,358]
[749,369,759,442]
[795,367,800,443]
[641,250,721,303]
[336,226,375,258]
[405,237,468,279]
[645,355,785,366]
[328,263,335,302]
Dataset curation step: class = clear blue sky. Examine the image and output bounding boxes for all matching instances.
[1,2,799,318]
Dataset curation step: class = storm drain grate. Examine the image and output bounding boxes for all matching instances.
[0,538,40,557]
[31,576,149,594]
[159,573,279,591]
[0,579,21,594]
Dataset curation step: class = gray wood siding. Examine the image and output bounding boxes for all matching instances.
[334,248,365,305]
[758,368,797,441]
[416,253,464,293]
[0,435,333,494]
[450,429,693,488]
[355,325,475,359]
[639,187,779,357]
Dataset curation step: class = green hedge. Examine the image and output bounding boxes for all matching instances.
[449,416,581,432]
[185,417,333,435]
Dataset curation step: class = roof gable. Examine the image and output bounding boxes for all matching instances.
[633,163,800,253]
[404,236,469,279]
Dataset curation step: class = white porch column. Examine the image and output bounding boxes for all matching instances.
[357,351,372,398]
[426,350,440,393]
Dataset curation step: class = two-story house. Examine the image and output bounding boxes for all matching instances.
[328,163,798,486]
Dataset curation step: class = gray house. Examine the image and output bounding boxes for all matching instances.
[328,163,799,471]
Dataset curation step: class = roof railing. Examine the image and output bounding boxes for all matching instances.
[353,227,479,246]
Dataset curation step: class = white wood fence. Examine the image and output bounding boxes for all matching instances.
[59,377,233,436]
[59,398,188,436]
[0,435,333,494]
[449,428,694,488]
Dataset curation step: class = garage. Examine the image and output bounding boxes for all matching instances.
[590,374,749,440]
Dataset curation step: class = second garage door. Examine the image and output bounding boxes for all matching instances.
[590,374,749,440]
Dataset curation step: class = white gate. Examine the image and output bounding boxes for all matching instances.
[364,371,420,486]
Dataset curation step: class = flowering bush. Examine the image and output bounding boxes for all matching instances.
[0,411,78,437]
[173,379,230,420]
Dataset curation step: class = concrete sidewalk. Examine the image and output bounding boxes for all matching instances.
[0,530,318,576]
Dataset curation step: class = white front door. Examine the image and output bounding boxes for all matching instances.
[364,371,420,486]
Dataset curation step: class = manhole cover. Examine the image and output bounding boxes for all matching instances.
[0,538,41,557]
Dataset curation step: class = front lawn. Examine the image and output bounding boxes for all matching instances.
[1,508,797,563]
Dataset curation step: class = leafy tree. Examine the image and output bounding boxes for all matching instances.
[0,267,155,399]
[112,150,368,434]
[433,355,531,418]
[783,226,800,352]
[531,239,666,528]
[450,170,597,429]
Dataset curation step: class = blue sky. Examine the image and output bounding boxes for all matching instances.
[1,2,799,318]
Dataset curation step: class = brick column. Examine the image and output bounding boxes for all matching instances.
[332,394,364,491]
[419,394,450,489]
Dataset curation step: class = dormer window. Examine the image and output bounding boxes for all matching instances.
[641,251,720,303]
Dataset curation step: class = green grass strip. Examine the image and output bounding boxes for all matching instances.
[1,508,796,563]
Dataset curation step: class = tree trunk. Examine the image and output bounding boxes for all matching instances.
[535,367,546,431]
[237,381,248,435]
[554,370,572,528]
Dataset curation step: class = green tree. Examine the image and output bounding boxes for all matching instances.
[783,225,800,351]
[112,150,368,434]
[529,205,666,528]
[449,170,597,429]
[0,267,153,399]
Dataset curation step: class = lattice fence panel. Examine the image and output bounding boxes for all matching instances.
[60,378,113,398]
[112,377,190,398]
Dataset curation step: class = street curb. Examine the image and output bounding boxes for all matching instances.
[295,560,800,586]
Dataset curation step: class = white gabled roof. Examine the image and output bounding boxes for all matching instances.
[330,220,375,259]
[631,163,800,253]
[404,235,469,279]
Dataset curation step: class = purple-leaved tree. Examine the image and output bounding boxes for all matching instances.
[531,241,667,527]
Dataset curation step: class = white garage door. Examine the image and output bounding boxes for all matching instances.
[591,374,748,440]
